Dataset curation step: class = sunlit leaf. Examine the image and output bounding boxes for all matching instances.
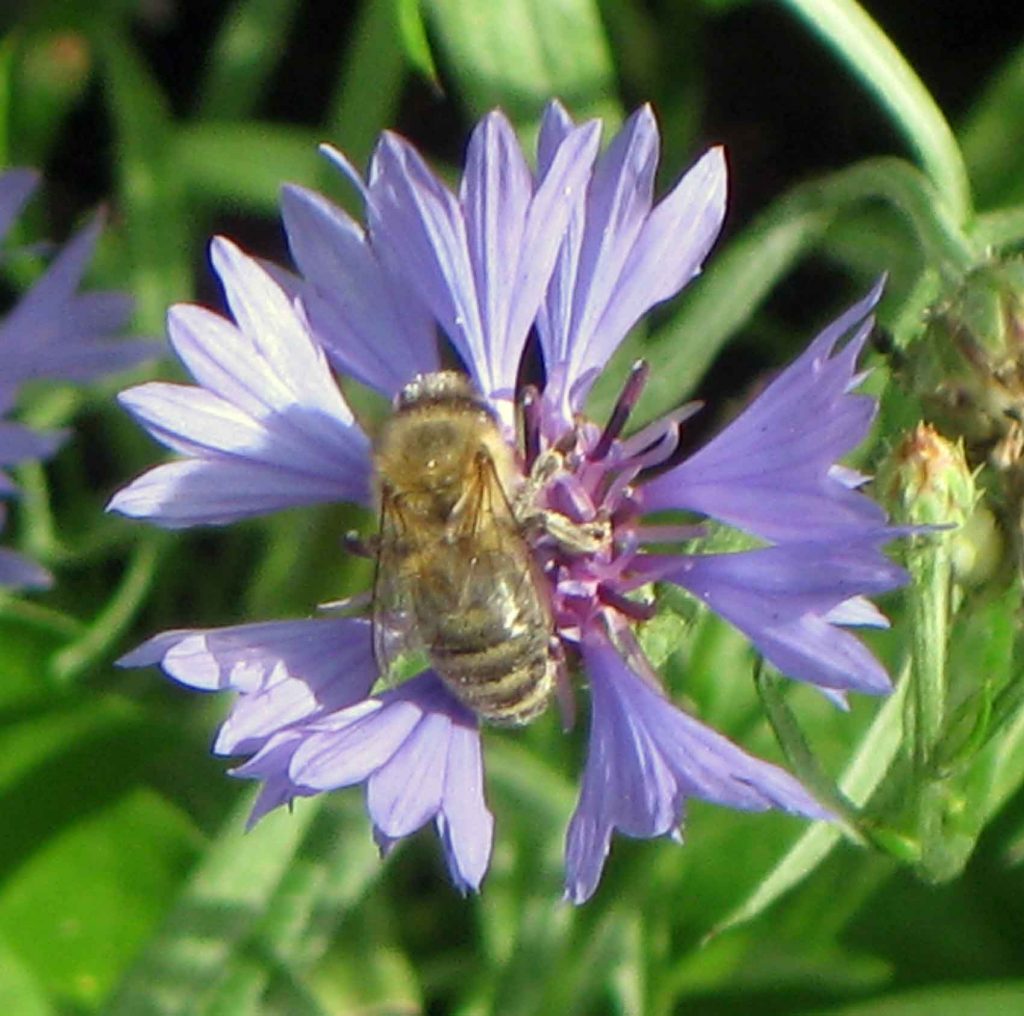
[424,0,619,127]
[0,787,199,1010]
[106,793,322,1016]
[0,930,54,1016]
[8,29,93,166]
[93,31,191,331]
[395,0,438,86]
[175,122,324,212]
[708,669,909,938]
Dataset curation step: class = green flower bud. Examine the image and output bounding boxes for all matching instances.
[878,423,977,528]
[904,257,1024,458]
[949,502,1003,588]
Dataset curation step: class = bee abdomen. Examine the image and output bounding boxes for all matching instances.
[430,628,554,726]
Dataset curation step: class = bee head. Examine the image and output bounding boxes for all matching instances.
[396,371,479,411]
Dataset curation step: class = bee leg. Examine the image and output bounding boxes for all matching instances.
[316,590,373,615]
[516,442,611,552]
[344,530,379,558]
[526,509,610,555]
[513,446,565,517]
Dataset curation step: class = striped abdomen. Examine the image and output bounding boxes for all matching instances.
[413,562,554,725]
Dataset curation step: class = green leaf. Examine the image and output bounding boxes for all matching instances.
[395,0,439,86]
[50,536,165,684]
[803,980,1024,1016]
[105,793,322,1016]
[0,614,76,707]
[971,205,1024,250]
[960,40,1024,208]
[424,0,620,127]
[776,0,972,223]
[175,122,325,213]
[0,787,199,1010]
[707,666,909,938]
[0,33,12,164]
[0,931,54,1016]
[93,31,191,331]
[486,738,575,823]
[756,668,862,833]
[197,797,398,1015]
[200,956,270,1016]
[8,28,94,166]
[305,916,420,1016]
[196,0,300,120]
[325,0,411,180]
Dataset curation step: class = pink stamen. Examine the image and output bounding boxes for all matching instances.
[592,360,650,461]
[598,584,657,621]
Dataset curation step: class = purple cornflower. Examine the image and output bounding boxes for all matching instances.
[112,103,905,901]
[0,169,148,588]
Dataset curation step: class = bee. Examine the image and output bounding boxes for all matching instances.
[371,371,557,725]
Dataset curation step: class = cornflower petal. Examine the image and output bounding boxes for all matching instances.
[0,510,50,588]
[0,212,152,381]
[288,673,494,892]
[437,719,493,892]
[642,281,887,542]
[565,634,829,903]
[0,170,142,586]
[0,418,65,496]
[0,547,52,589]
[281,183,440,397]
[0,169,37,242]
[366,112,601,406]
[536,102,727,416]
[0,421,66,467]
[109,239,371,527]
[120,618,377,756]
[645,535,906,692]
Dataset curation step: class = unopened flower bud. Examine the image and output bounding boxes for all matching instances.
[904,257,1024,458]
[878,423,976,528]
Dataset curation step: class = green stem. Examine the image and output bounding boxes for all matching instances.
[972,205,1024,249]
[791,156,977,273]
[0,597,86,639]
[905,531,951,776]
[778,0,972,225]
[51,536,165,683]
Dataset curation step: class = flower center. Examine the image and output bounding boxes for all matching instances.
[517,361,694,647]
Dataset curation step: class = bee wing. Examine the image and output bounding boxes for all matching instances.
[446,448,535,610]
[372,449,539,682]
[371,487,420,681]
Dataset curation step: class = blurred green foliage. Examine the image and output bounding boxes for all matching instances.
[2,0,1024,1013]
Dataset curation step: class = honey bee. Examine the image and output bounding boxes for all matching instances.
[371,371,557,725]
